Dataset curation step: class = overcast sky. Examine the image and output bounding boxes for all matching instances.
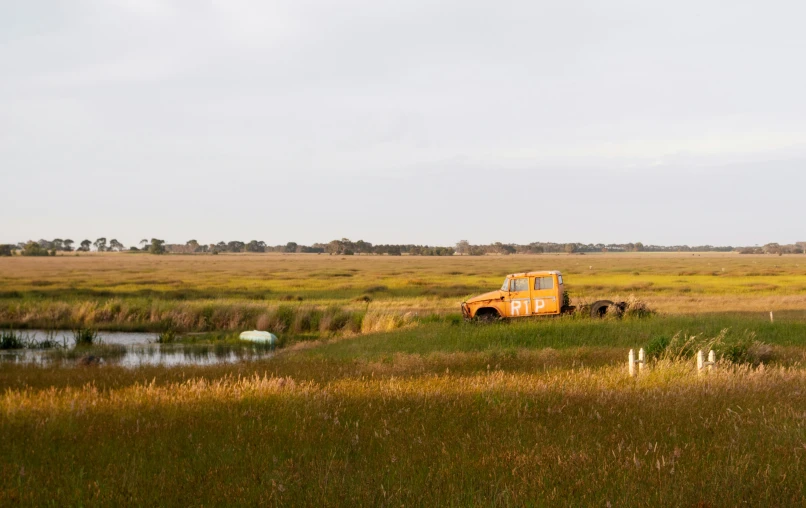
[2,0,805,247]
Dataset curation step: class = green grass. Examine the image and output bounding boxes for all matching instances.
[3,254,806,505]
[0,330,25,350]
[71,327,99,346]
[2,252,806,332]
[1,315,805,504]
[306,313,806,360]
[0,329,64,350]
[2,355,805,506]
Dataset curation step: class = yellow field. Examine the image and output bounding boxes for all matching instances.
[2,251,806,315]
[3,252,806,505]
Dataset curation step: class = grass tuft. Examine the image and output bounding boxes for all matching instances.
[156,329,180,344]
[645,328,774,366]
[0,329,25,350]
[71,327,99,347]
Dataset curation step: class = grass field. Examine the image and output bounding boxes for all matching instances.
[2,252,806,505]
[2,252,806,333]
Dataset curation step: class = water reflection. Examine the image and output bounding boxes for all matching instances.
[119,344,273,367]
[0,330,274,367]
[4,329,158,347]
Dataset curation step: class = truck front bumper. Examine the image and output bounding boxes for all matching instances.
[461,302,471,320]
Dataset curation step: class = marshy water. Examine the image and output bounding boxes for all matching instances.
[0,330,274,367]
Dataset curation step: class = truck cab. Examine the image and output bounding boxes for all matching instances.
[461,270,566,320]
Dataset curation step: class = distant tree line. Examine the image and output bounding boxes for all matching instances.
[1,238,804,257]
[162,238,456,256]
[737,243,806,255]
[0,238,165,256]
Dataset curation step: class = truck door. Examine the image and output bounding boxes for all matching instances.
[531,275,559,315]
[506,277,531,317]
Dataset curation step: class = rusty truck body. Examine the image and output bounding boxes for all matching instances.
[461,270,618,320]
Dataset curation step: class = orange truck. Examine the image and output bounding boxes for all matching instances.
[461,270,620,321]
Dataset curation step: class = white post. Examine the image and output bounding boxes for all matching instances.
[708,350,715,372]
[697,350,704,374]
[770,311,774,323]
[638,348,645,373]
[628,349,635,377]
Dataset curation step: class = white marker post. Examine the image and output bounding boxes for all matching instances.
[628,348,645,377]
[770,311,774,323]
[697,350,716,374]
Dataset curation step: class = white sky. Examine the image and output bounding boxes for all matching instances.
[2,0,806,247]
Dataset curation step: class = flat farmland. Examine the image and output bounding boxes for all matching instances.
[2,252,806,333]
[2,252,806,506]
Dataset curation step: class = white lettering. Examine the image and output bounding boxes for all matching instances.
[534,299,546,313]
[510,300,522,316]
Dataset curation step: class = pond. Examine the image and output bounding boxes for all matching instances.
[0,330,275,367]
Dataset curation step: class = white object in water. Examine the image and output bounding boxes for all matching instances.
[239,330,278,344]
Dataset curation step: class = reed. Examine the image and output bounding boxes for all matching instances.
[71,327,99,347]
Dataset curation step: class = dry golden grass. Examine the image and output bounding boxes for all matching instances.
[2,251,806,332]
[2,251,806,504]
[2,356,805,505]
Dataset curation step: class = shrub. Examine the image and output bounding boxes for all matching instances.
[622,295,654,318]
[645,328,772,365]
[717,331,774,366]
[645,330,721,361]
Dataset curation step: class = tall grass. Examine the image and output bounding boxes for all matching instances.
[644,328,775,364]
[0,330,24,350]
[0,299,383,336]
[305,313,806,361]
[3,252,806,333]
[3,251,806,503]
[71,327,99,347]
[156,329,179,343]
[0,330,63,350]
[2,359,805,505]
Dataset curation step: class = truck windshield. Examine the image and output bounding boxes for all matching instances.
[500,278,510,291]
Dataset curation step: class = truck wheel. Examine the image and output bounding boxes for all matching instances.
[475,309,501,323]
[590,300,614,318]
